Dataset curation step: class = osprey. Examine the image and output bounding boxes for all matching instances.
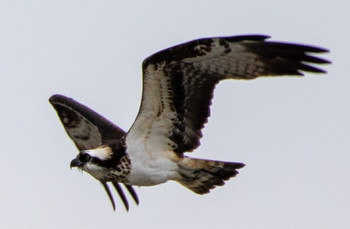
[50,35,329,211]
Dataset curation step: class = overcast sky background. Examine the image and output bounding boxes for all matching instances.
[1,0,349,228]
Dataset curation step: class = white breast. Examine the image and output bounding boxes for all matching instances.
[125,141,181,186]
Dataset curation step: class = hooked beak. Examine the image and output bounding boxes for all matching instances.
[70,158,85,169]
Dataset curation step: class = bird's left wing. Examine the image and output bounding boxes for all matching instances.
[126,35,330,158]
[49,94,139,211]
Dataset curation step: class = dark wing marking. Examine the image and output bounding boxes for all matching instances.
[49,94,139,211]
[126,35,330,157]
[49,94,125,150]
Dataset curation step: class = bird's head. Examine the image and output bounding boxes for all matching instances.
[70,145,114,180]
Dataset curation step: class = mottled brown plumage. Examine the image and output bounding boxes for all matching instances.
[50,35,329,211]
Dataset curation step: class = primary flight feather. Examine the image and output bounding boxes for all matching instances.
[50,35,329,211]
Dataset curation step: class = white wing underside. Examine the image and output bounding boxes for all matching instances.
[124,42,263,185]
[124,36,329,184]
[125,67,181,185]
[125,41,264,158]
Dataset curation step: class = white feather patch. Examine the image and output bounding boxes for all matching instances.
[85,145,113,161]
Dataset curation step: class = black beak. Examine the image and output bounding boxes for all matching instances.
[70,158,84,168]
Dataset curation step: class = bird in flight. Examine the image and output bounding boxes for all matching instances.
[50,35,329,211]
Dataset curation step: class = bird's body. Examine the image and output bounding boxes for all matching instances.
[50,35,329,211]
[125,145,180,186]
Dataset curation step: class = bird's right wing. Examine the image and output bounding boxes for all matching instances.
[126,35,330,159]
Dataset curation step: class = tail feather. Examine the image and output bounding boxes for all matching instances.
[177,157,245,194]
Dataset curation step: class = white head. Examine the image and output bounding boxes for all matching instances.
[70,145,114,180]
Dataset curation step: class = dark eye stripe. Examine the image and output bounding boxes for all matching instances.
[79,153,91,163]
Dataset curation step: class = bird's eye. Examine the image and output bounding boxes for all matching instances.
[79,153,91,163]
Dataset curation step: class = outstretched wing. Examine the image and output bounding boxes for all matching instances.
[49,95,125,150]
[49,94,139,211]
[126,35,330,157]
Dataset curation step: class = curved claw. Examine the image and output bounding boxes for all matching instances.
[100,182,116,211]
[111,182,129,211]
[124,185,139,205]
[101,182,139,211]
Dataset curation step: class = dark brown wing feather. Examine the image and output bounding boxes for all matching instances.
[49,94,139,210]
[137,35,330,155]
[49,94,125,150]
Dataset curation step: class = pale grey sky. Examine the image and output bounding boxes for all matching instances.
[1,0,349,228]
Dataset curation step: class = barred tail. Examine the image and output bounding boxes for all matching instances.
[176,157,245,194]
